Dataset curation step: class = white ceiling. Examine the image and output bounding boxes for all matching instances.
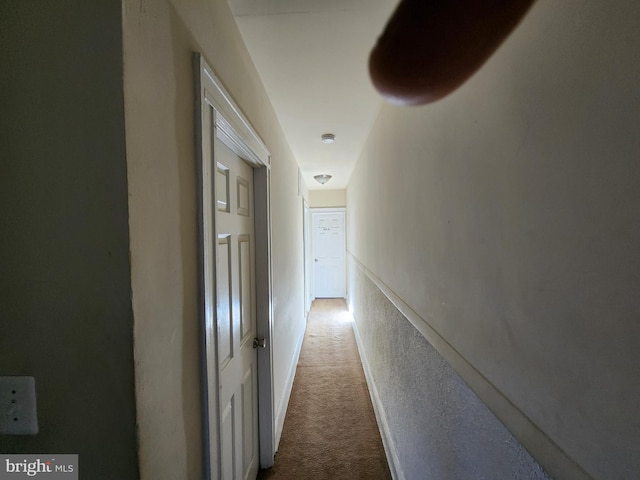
[227,0,397,190]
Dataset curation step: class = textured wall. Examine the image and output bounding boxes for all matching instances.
[351,266,551,480]
[346,0,640,478]
[0,1,138,478]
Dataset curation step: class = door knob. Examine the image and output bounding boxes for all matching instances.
[314,258,318,262]
[253,337,266,349]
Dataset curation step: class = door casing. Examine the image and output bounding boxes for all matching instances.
[303,200,312,315]
[311,208,346,299]
[194,53,275,478]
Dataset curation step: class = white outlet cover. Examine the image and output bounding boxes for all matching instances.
[0,376,38,435]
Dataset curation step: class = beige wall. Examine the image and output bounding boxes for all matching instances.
[0,1,138,478]
[347,1,640,479]
[122,0,305,478]
[308,189,347,208]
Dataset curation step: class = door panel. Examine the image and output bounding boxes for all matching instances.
[216,140,259,480]
[220,397,235,480]
[217,164,230,212]
[217,236,233,369]
[241,364,256,480]
[237,177,250,216]
[313,211,346,298]
[238,236,252,341]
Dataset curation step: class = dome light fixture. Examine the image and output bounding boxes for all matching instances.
[321,133,336,144]
[314,174,332,185]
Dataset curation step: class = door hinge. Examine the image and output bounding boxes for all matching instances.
[253,337,266,349]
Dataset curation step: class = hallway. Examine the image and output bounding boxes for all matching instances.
[3,2,639,478]
[259,299,391,479]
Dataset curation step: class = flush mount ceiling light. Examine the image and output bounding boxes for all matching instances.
[321,133,336,144]
[314,174,332,185]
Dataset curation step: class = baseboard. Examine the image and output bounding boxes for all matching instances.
[273,315,307,450]
[351,318,404,480]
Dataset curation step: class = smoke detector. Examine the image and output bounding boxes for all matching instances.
[321,133,336,144]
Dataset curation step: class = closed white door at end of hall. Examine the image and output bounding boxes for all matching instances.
[313,211,345,298]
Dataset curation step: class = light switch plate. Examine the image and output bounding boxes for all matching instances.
[0,376,38,435]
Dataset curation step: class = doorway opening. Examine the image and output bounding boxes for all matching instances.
[194,53,275,479]
[310,208,346,300]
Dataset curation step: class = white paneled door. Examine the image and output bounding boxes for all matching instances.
[216,141,259,480]
[312,211,346,298]
[196,53,274,479]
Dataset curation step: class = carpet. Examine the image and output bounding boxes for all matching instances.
[258,298,392,479]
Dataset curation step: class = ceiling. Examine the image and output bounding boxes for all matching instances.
[227,0,397,190]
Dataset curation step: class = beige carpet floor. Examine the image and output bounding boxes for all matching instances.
[258,298,392,479]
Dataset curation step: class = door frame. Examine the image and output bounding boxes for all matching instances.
[303,200,312,316]
[310,207,346,299]
[194,53,275,477]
